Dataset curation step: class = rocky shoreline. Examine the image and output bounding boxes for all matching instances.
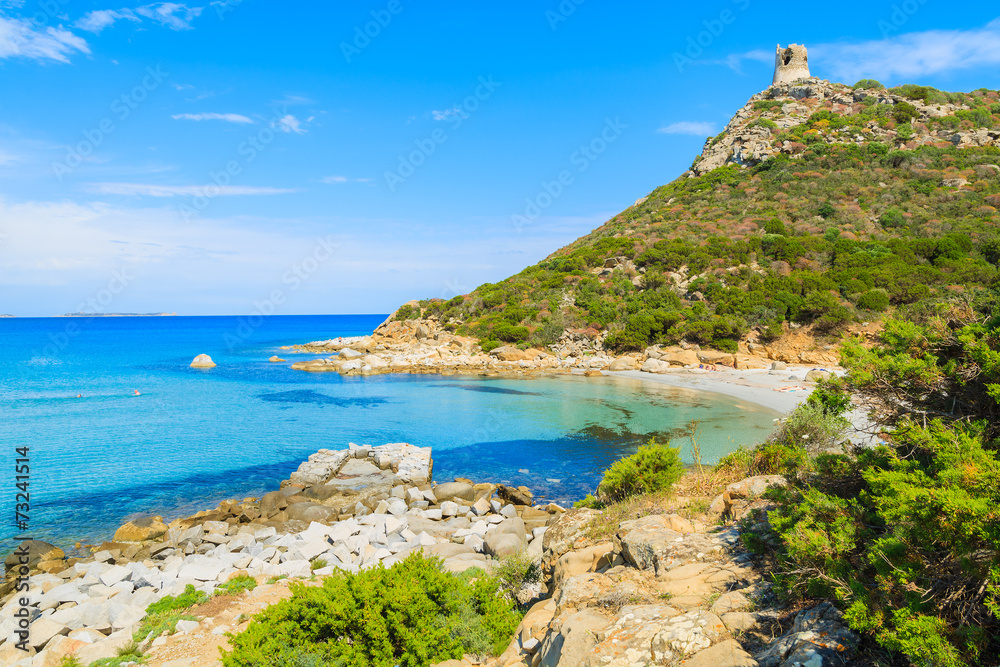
[0,443,563,666]
[282,315,842,379]
[1,442,861,667]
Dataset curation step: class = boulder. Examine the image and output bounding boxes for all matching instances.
[433,481,475,503]
[709,475,788,515]
[113,516,168,543]
[681,638,757,667]
[484,518,528,557]
[496,484,533,506]
[770,361,787,370]
[615,515,683,569]
[536,608,610,667]
[540,508,602,585]
[268,356,285,362]
[662,349,701,367]
[608,356,639,371]
[190,354,216,368]
[258,490,289,516]
[641,358,671,373]
[805,369,832,382]
[754,601,859,667]
[697,350,735,367]
[5,540,64,574]
[490,346,530,362]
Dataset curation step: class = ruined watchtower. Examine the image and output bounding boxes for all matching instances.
[772,44,809,86]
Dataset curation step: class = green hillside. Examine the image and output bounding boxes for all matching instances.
[397,79,1000,354]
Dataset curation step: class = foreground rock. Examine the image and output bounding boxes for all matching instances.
[489,502,859,667]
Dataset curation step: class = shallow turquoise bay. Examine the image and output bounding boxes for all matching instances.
[0,315,778,552]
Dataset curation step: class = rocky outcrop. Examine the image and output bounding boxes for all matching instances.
[693,78,1000,177]
[493,498,859,667]
[189,354,216,368]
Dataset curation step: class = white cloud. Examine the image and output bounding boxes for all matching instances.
[76,3,203,34]
[321,176,372,184]
[0,16,90,63]
[812,19,1000,83]
[657,121,716,136]
[432,108,462,121]
[272,114,307,134]
[75,9,140,33]
[171,112,254,124]
[85,183,299,197]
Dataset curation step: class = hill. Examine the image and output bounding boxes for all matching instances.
[392,78,1000,357]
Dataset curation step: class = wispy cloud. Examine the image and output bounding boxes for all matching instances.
[75,9,140,33]
[76,3,203,34]
[718,20,1000,84]
[321,176,373,184]
[171,112,254,124]
[432,108,462,121]
[812,19,1000,83]
[272,114,307,134]
[86,183,299,197]
[0,16,90,63]
[657,121,716,136]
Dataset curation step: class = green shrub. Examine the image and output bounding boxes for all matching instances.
[597,438,684,502]
[216,575,258,596]
[754,100,785,111]
[893,101,920,125]
[221,554,521,667]
[146,584,208,615]
[856,289,890,311]
[573,493,604,509]
[854,79,885,90]
[491,551,541,603]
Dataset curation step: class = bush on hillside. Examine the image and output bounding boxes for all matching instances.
[597,439,684,502]
[220,554,521,667]
[856,289,890,312]
[854,79,885,90]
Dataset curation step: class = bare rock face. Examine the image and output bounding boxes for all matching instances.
[189,354,216,368]
[754,602,859,667]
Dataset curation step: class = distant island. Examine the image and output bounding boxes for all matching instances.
[0,314,14,318]
[59,312,178,317]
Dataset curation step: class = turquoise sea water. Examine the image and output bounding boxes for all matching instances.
[0,315,778,553]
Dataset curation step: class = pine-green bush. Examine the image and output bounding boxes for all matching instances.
[220,553,521,667]
[597,439,684,502]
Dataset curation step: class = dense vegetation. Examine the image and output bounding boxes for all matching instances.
[221,554,522,667]
[726,292,1000,667]
[397,85,1000,354]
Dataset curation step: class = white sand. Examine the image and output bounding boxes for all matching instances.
[606,366,831,414]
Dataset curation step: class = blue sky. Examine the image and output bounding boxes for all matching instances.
[2,1,1000,316]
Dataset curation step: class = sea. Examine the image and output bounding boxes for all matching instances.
[0,315,779,553]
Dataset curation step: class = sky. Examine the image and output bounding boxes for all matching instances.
[1,1,1000,316]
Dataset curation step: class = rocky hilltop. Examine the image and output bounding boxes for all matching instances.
[693,78,1000,175]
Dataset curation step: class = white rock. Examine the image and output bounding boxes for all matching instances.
[175,619,200,634]
[98,565,131,587]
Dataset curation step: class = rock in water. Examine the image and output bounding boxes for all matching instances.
[269,356,285,362]
[190,354,216,368]
[113,516,168,543]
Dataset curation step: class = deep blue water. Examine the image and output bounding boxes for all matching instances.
[0,315,778,553]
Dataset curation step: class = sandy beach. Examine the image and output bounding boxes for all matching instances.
[606,366,826,414]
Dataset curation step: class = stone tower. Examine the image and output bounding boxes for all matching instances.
[772,44,809,86]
